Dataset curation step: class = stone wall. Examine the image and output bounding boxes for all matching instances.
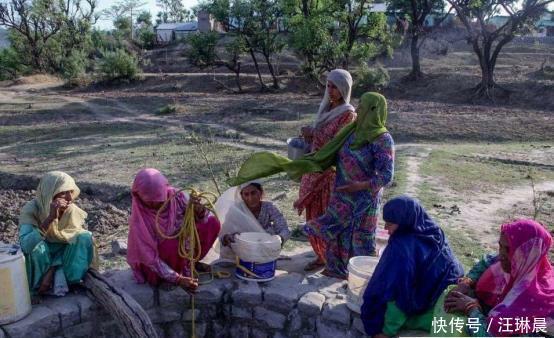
[0,269,371,338]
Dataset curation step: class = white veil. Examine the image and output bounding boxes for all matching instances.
[313,69,355,129]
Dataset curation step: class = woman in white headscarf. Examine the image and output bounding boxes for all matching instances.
[215,181,290,261]
[294,69,357,271]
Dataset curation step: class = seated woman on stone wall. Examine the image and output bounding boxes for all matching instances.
[19,171,96,301]
[126,168,221,292]
[439,219,554,337]
[361,196,464,338]
[215,180,290,261]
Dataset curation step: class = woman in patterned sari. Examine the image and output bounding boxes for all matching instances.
[294,69,356,271]
[303,92,394,279]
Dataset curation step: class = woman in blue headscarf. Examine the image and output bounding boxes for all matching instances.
[361,196,464,337]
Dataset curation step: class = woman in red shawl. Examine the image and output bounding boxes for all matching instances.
[443,219,553,337]
[126,168,221,291]
[294,69,356,271]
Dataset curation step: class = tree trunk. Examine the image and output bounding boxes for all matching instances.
[83,270,158,338]
[234,61,242,92]
[263,53,279,89]
[408,32,423,80]
[248,48,267,91]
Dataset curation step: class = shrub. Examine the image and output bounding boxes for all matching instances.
[353,64,390,96]
[60,50,88,86]
[186,32,218,68]
[0,47,27,80]
[98,48,139,82]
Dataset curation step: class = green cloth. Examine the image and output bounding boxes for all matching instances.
[430,284,467,337]
[383,301,434,336]
[19,223,94,294]
[227,92,389,186]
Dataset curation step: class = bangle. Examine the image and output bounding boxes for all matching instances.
[458,277,474,287]
[465,301,482,316]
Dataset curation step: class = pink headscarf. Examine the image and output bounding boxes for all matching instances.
[481,219,554,336]
[126,168,187,283]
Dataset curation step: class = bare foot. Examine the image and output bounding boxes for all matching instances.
[31,295,42,305]
[321,269,347,280]
[304,259,325,271]
[38,267,55,294]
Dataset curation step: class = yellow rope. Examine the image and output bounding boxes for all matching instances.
[154,188,218,338]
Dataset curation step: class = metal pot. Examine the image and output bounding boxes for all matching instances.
[286,137,310,160]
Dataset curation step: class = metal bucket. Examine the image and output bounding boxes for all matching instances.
[286,137,310,160]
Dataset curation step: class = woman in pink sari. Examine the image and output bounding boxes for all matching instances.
[294,69,356,271]
[443,219,554,337]
[127,168,221,291]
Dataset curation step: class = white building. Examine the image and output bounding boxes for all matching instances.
[156,22,198,44]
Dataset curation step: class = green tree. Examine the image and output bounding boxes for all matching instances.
[388,0,447,79]
[156,0,194,23]
[0,0,97,72]
[103,0,147,39]
[448,0,553,98]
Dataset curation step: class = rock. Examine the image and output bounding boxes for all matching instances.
[231,305,253,320]
[316,317,348,338]
[251,327,269,338]
[74,294,96,321]
[254,307,287,330]
[322,297,351,326]
[352,315,366,335]
[195,278,232,305]
[271,192,287,201]
[230,323,250,338]
[2,305,60,338]
[158,285,190,309]
[298,292,325,316]
[264,272,304,311]
[110,239,127,255]
[167,322,186,338]
[63,322,94,338]
[105,269,155,309]
[183,309,201,321]
[232,280,262,306]
[286,309,302,334]
[147,307,182,323]
[42,295,81,329]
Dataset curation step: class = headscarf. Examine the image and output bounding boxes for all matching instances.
[127,168,188,283]
[214,180,272,261]
[19,171,88,244]
[227,92,390,186]
[479,219,554,336]
[313,69,354,129]
[361,196,463,336]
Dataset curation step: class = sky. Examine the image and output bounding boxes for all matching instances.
[95,0,199,30]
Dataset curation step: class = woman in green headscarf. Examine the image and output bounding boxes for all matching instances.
[228,92,395,279]
[19,171,96,299]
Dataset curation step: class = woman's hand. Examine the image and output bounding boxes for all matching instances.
[452,282,472,295]
[301,126,314,143]
[293,199,304,216]
[177,275,198,292]
[336,181,369,193]
[222,233,239,246]
[190,195,207,222]
[48,198,68,220]
[444,291,478,314]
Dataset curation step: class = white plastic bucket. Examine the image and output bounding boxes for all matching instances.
[346,256,380,313]
[0,249,32,324]
[232,232,281,282]
[376,228,389,256]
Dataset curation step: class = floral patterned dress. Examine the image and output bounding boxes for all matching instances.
[297,111,356,261]
[304,132,395,277]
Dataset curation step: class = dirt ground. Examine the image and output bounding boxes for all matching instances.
[0,39,553,270]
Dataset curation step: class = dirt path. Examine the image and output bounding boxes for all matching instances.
[401,145,554,251]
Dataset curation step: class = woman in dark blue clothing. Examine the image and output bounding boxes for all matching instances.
[361,195,464,338]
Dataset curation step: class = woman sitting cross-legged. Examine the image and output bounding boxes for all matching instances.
[440,219,554,337]
[127,168,221,292]
[19,171,96,300]
[361,196,464,338]
[215,180,290,261]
